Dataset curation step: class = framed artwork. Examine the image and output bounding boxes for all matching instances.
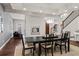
[31,26,40,35]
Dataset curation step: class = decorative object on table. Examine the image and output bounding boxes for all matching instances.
[53,24,57,32]
[31,26,40,35]
[53,24,58,36]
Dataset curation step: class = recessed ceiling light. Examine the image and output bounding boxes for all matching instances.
[23,8,26,10]
[74,6,78,9]
[63,13,67,16]
[40,10,43,13]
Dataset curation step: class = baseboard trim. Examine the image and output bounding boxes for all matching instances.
[0,36,12,50]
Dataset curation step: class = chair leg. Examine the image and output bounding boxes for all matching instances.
[40,46,42,55]
[65,44,67,53]
[33,43,36,50]
[51,47,53,56]
[54,43,56,51]
[33,48,34,56]
[30,49,32,53]
[65,43,67,53]
[60,45,62,54]
[45,49,47,56]
[22,49,25,56]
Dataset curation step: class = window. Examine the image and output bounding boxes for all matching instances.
[0,16,3,33]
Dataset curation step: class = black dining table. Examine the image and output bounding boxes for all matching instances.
[25,36,70,56]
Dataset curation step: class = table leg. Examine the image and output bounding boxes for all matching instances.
[51,41,53,56]
[38,42,41,56]
[68,39,70,52]
[33,43,36,50]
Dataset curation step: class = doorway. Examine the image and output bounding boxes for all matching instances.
[13,20,25,35]
[45,23,49,34]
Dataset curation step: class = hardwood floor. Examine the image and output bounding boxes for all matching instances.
[0,37,21,56]
[70,40,79,47]
[0,37,79,56]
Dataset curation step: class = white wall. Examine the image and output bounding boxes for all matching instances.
[0,5,13,48]
[0,5,3,12]
[25,15,62,37]
[63,16,79,38]
[25,16,45,37]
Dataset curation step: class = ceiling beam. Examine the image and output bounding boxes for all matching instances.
[5,8,56,17]
[0,3,12,11]
[1,3,60,17]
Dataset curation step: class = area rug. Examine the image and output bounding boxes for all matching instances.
[14,43,79,56]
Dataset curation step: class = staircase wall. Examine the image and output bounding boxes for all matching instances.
[63,16,79,40]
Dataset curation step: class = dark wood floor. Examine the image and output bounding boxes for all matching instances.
[0,37,79,56]
[70,40,79,47]
[0,37,21,56]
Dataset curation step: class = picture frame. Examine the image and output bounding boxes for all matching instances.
[31,26,40,35]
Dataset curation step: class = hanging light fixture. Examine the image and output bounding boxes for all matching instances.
[46,19,53,23]
[44,17,54,24]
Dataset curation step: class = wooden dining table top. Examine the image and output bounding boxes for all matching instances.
[25,36,62,43]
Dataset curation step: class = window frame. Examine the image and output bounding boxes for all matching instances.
[0,16,3,33]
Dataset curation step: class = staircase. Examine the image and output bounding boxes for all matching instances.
[63,10,79,29]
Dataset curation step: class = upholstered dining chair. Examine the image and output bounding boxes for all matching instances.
[54,31,70,54]
[41,35,54,56]
[20,34,34,56]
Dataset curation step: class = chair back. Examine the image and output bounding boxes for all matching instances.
[20,34,25,49]
[64,31,70,39]
[43,36,54,48]
[61,31,70,42]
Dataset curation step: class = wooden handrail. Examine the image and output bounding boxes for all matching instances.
[63,10,79,29]
[63,11,74,22]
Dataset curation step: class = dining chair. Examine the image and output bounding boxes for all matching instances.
[41,35,54,56]
[20,34,34,56]
[54,31,70,54]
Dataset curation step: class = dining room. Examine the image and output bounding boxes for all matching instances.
[0,3,79,56]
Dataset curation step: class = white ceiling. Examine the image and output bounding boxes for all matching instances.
[10,13,25,20]
[9,3,79,20]
[11,3,79,15]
